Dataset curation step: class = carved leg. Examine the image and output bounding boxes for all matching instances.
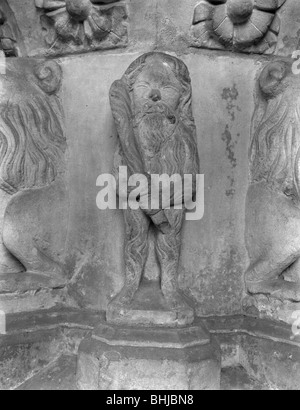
[3,228,64,278]
[0,238,24,274]
[0,190,24,274]
[245,184,300,302]
[246,257,300,302]
[110,208,150,307]
[155,209,190,310]
[283,258,300,282]
[2,186,66,279]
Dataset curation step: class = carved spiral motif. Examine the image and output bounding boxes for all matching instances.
[34,60,62,94]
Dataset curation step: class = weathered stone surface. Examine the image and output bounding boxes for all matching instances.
[239,335,300,390]
[204,315,300,347]
[54,51,259,317]
[1,311,298,390]
[77,318,221,390]
[204,315,300,389]
[0,0,128,57]
[0,308,100,389]
[0,0,26,57]
[1,311,297,390]
[245,60,300,319]
[0,58,69,294]
[16,354,77,390]
[0,51,260,317]
[221,365,268,390]
[35,0,128,57]
[3,308,101,334]
[1,4,296,322]
[1,0,300,58]
[243,294,300,325]
[191,0,287,54]
[0,0,298,392]
[0,328,80,390]
[93,316,210,347]
[107,52,199,327]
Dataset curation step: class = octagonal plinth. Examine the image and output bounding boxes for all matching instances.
[106,281,195,328]
[76,318,221,390]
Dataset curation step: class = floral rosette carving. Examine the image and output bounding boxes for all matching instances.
[35,0,128,55]
[192,0,286,54]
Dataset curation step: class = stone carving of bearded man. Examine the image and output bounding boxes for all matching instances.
[108,52,200,327]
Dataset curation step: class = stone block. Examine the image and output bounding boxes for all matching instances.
[77,318,221,390]
[205,315,300,390]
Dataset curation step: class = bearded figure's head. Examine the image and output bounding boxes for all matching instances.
[110,52,197,174]
[0,59,66,194]
[250,59,300,199]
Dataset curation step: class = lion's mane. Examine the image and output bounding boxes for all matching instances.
[0,63,66,194]
[249,65,300,197]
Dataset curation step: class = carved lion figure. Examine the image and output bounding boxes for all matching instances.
[245,59,300,302]
[0,59,69,285]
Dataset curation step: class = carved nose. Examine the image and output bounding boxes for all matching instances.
[149,89,161,102]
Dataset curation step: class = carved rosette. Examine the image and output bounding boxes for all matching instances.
[35,0,128,56]
[192,0,286,54]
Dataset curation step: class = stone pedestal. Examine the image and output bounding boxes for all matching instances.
[107,281,195,328]
[76,318,221,390]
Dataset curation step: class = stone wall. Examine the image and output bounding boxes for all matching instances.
[1,0,300,327]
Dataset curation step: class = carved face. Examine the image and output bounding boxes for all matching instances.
[132,60,182,115]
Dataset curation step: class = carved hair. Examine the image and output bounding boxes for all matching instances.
[124,52,196,133]
[110,52,198,176]
[0,61,66,194]
[249,60,300,197]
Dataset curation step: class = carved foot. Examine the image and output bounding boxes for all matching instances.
[26,263,64,278]
[0,246,24,275]
[106,281,195,327]
[0,270,67,293]
[247,278,300,302]
[162,286,195,324]
[0,262,24,275]
[163,289,191,310]
[20,249,66,280]
[109,283,139,308]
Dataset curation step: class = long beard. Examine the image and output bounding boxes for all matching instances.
[135,103,177,158]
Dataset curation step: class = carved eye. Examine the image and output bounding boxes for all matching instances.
[163,85,179,92]
[136,82,150,89]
